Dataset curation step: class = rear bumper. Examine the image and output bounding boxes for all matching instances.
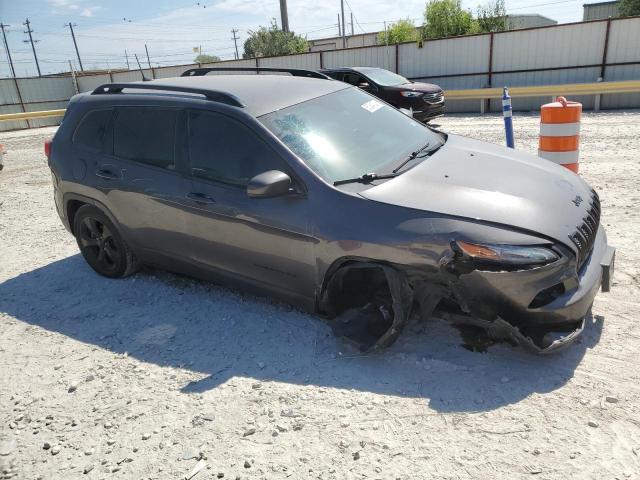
[52,179,72,233]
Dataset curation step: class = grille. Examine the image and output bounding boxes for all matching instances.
[568,190,600,270]
[423,91,444,104]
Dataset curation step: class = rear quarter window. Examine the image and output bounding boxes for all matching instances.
[72,109,114,153]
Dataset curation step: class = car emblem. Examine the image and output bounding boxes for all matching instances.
[572,195,583,207]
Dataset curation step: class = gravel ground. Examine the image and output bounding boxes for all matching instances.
[1,111,639,480]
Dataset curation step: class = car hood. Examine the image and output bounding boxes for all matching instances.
[360,134,594,246]
[389,82,441,93]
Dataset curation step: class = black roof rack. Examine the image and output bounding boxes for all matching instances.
[181,67,330,80]
[91,83,245,108]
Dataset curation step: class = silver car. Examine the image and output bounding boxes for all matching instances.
[47,68,615,354]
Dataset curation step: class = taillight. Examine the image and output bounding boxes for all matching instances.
[44,139,52,159]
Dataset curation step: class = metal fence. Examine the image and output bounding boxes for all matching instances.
[1,16,639,131]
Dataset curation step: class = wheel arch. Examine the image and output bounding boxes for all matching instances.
[317,256,418,351]
[63,193,124,239]
[317,256,414,315]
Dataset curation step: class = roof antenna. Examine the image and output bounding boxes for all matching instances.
[134,53,149,81]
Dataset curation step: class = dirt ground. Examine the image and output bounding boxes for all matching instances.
[1,111,639,480]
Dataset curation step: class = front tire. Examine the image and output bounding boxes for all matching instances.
[73,205,138,278]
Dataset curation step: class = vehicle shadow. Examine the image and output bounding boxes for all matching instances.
[0,255,603,413]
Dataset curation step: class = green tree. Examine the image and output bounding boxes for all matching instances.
[619,0,640,16]
[378,19,419,44]
[476,0,507,32]
[423,0,477,39]
[243,19,308,58]
[195,54,220,64]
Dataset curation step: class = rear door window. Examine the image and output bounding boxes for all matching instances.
[113,107,178,169]
[73,109,114,154]
[188,110,287,187]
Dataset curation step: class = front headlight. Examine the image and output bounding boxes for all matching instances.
[454,241,559,270]
[400,91,423,98]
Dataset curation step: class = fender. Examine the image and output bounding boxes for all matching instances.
[62,193,134,247]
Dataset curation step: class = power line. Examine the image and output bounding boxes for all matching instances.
[343,0,367,34]
[23,18,41,77]
[38,31,233,43]
[508,0,578,11]
[65,22,83,71]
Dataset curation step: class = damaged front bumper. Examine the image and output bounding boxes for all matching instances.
[448,226,614,353]
[322,227,614,355]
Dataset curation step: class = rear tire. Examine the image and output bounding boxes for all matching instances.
[73,205,139,278]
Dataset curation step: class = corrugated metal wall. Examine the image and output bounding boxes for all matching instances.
[323,46,396,72]
[490,21,608,111]
[399,35,491,112]
[77,73,111,93]
[259,52,321,70]
[0,76,75,131]
[2,17,640,131]
[602,17,640,108]
[198,59,257,74]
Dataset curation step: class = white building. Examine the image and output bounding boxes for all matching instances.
[505,14,558,30]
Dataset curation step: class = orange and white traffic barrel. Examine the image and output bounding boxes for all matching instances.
[538,96,581,173]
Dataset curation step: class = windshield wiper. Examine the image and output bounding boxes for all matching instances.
[333,142,443,187]
[333,172,399,186]
[392,142,434,173]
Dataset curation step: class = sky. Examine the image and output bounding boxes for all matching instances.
[0,0,588,78]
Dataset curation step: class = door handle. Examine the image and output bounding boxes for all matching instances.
[186,192,216,204]
[95,169,120,180]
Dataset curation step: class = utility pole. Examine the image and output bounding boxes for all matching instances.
[144,44,152,69]
[231,29,240,60]
[124,49,130,69]
[68,60,79,94]
[65,22,83,71]
[350,12,354,35]
[340,0,346,48]
[0,23,16,78]
[134,53,148,81]
[279,0,289,33]
[337,14,341,37]
[23,18,41,77]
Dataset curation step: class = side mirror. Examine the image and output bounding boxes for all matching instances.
[247,170,291,198]
[357,82,370,89]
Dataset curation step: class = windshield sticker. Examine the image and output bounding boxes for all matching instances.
[361,100,384,113]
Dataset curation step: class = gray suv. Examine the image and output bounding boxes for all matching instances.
[47,67,615,354]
